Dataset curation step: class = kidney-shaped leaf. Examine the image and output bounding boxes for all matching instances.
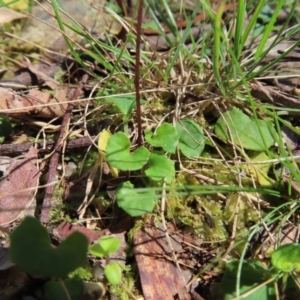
[106,132,150,171]
[145,152,175,183]
[116,181,157,217]
[9,217,89,278]
[215,107,274,151]
[145,123,178,153]
[104,262,122,285]
[176,119,205,158]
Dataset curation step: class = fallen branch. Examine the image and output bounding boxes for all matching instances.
[0,136,94,157]
[250,82,300,108]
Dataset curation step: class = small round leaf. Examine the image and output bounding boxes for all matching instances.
[145,123,178,153]
[116,181,157,216]
[104,262,122,285]
[145,152,175,183]
[176,119,205,158]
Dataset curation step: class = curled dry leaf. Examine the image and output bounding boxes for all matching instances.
[0,86,68,118]
[0,8,27,24]
[0,147,41,227]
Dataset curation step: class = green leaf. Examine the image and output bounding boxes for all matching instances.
[271,243,300,272]
[106,96,145,118]
[176,119,205,158]
[106,132,150,171]
[254,1,285,60]
[89,236,120,258]
[215,107,274,151]
[221,260,275,300]
[106,96,136,118]
[9,217,89,278]
[145,152,175,183]
[44,277,85,300]
[145,123,178,153]
[104,262,122,285]
[116,181,157,217]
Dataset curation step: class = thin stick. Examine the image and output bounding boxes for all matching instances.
[58,278,72,300]
[0,136,94,157]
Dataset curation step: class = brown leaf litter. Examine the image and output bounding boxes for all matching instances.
[0,147,40,227]
[0,8,27,24]
[0,86,69,118]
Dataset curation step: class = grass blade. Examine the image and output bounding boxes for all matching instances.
[233,0,246,59]
[212,0,226,95]
[254,0,285,60]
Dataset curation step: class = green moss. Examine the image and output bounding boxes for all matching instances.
[223,194,260,231]
[127,219,143,243]
[69,266,93,281]
[72,150,99,176]
[165,165,264,243]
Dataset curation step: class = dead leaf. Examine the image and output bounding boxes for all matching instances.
[282,125,300,151]
[0,157,13,176]
[0,87,68,118]
[0,64,61,87]
[0,147,40,227]
[0,8,27,24]
[53,221,105,244]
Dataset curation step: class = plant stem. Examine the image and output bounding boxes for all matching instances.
[134,0,143,146]
[123,118,129,136]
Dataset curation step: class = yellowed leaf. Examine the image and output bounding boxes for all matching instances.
[2,0,29,11]
[244,152,275,186]
[98,129,111,157]
[98,130,119,178]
